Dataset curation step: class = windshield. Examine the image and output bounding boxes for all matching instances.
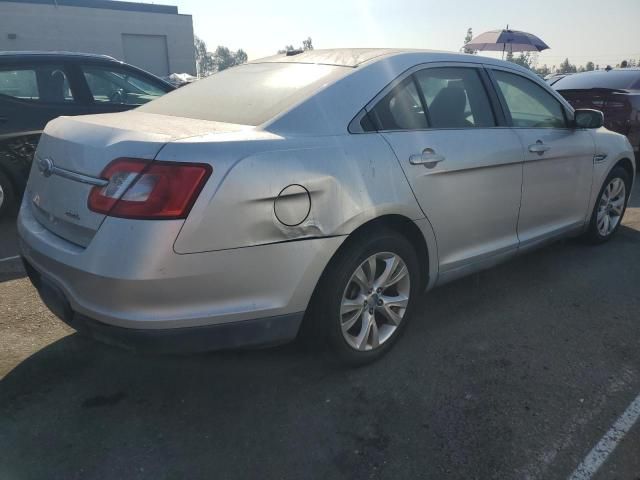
[553,70,640,91]
[138,62,349,126]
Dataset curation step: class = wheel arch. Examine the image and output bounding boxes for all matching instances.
[298,213,434,342]
[614,157,635,182]
[320,214,433,295]
[346,215,431,289]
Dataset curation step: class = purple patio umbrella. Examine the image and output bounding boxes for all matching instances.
[465,27,550,56]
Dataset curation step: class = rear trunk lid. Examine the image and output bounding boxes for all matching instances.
[26,111,249,247]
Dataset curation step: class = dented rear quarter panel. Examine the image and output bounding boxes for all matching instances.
[164,133,425,254]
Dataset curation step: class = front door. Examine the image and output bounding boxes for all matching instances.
[367,65,524,277]
[489,68,595,247]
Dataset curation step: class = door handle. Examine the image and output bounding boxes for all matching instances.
[528,141,551,155]
[409,148,445,168]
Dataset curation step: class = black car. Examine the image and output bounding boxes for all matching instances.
[552,68,640,167]
[0,51,174,218]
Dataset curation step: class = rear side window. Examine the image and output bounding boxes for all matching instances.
[82,65,167,105]
[493,70,567,128]
[0,66,74,103]
[414,67,495,128]
[368,78,427,131]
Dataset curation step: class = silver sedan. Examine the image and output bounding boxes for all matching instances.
[18,49,635,364]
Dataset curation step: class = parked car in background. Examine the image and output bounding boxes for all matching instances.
[544,73,571,86]
[0,51,174,218]
[553,68,640,164]
[18,49,634,365]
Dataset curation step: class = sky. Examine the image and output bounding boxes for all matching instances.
[167,0,639,68]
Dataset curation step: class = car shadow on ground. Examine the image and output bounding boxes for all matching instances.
[2,224,640,479]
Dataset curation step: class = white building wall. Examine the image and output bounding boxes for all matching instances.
[0,1,195,75]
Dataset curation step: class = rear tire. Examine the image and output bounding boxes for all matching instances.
[583,166,631,244]
[305,229,421,366]
[0,169,16,219]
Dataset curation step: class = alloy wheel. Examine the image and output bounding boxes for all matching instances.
[597,177,626,236]
[340,252,411,351]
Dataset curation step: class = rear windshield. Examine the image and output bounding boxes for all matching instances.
[138,62,348,126]
[553,70,640,91]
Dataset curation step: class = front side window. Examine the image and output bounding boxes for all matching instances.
[82,66,167,105]
[493,70,567,128]
[368,78,427,131]
[414,67,495,128]
[0,66,74,103]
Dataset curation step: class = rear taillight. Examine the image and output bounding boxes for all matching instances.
[88,158,212,219]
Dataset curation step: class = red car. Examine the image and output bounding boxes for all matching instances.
[553,68,640,164]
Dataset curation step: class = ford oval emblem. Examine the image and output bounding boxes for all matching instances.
[37,157,54,177]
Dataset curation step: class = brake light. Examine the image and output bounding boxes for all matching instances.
[88,158,212,219]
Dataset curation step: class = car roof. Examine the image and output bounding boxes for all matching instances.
[251,48,523,70]
[552,67,640,91]
[0,51,117,61]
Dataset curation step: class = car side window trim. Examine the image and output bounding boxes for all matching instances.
[478,67,509,127]
[485,65,574,130]
[80,63,169,106]
[350,61,510,134]
[0,63,79,105]
[411,75,432,126]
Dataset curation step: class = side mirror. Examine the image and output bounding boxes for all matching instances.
[574,109,604,129]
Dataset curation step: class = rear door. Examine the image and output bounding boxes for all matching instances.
[367,64,524,276]
[488,67,595,247]
[78,63,172,115]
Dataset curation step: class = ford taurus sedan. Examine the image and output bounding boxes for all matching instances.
[18,49,635,365]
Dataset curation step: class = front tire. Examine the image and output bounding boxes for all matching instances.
[308,229,421,366]
[583,166,631,244]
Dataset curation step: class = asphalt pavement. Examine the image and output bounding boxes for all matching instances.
[1,184,639,480]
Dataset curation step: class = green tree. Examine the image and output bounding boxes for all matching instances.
[510,52,534,69]
[194,36,214,77]
[278,37,314,54]
[585,61,595,71]
[463,28,476,54]
[302,37,314,51]
[535,64,551,76]
[211,46,248,72]
[558,58,577,74]
[235,49,248,65]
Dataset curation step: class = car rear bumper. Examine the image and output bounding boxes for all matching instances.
[18,200,345,351]
[22,255,304,353]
